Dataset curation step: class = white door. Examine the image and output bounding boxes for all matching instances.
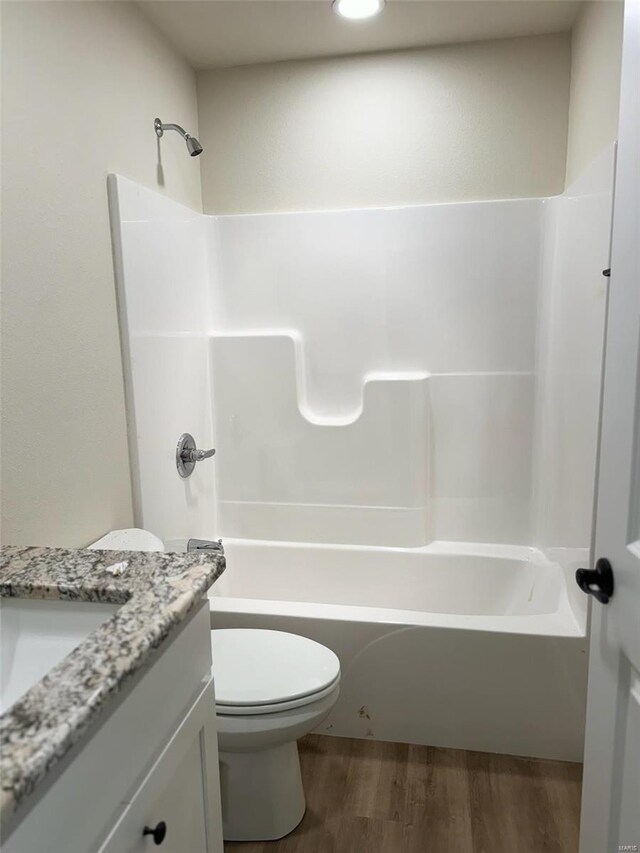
[579,3,640,852]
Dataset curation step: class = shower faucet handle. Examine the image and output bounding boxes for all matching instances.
[187,447,216,463]
[176,433,215,478]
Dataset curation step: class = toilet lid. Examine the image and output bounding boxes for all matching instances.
[89,528,165,552]
[212,629,340,708]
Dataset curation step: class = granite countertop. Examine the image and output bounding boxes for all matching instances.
[0,545,225,823]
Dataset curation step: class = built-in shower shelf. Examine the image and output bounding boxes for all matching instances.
[210,332,430,546]
[210,330,430,426]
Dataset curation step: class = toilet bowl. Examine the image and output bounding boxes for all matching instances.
[212,628,341,841]
[88,530,341,842]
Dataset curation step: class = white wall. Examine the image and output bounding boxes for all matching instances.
[565,1,624,187]
[2,4,620,549]
[1,1,202,546]
[197,33,571,214]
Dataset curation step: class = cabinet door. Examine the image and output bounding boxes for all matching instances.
[98,680,223,853]
[122,735,208,853]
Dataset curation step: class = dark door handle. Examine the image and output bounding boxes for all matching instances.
[143,821,167,845]
[576,558,614,604]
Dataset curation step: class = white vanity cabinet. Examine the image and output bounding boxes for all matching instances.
[97,680,219,853]
[3,601,223,853]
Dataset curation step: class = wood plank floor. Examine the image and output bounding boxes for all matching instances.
[225,735,582,853]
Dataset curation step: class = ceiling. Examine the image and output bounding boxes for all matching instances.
[138,0,583,70]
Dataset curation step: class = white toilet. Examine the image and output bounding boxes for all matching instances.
[213,628,340,841]
[88,527,165,552]
[89,529,341,842]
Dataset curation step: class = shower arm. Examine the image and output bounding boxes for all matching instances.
[155,119,189,140]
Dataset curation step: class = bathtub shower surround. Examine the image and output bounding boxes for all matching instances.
[108,146,614,759]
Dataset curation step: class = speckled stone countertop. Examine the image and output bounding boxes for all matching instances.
[0,545,225,823]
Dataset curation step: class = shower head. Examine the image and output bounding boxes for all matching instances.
[154,117,203,157]
[186,135,203,157]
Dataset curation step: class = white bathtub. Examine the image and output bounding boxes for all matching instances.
[207,539,588,761]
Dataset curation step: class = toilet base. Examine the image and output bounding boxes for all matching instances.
[219,741,306,841]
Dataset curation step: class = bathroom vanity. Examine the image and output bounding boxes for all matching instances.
[0,545,225,853]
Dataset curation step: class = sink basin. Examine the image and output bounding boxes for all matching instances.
[0,597,120,714]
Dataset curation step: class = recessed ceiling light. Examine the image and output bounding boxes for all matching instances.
[332,0,385,21]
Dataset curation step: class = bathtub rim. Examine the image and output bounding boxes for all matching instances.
[209,595,583,638]
[205,538,586,639]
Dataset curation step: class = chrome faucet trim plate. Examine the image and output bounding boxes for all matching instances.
[176,433,216,478]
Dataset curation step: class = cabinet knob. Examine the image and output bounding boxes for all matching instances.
[143,821,167,845]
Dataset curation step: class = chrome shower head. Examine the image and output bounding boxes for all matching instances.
[185,135,203,157]
[154,117,203,157]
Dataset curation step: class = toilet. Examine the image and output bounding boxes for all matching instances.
[213,628,340,841]
[89,529,341,842]
[88,527,165,552]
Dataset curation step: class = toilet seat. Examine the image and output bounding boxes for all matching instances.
[212,629,341,716]
[215,674,341,716]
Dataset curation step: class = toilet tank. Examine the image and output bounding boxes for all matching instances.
[88,528,165,552]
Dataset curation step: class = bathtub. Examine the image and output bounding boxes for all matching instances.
[207,539,588,761]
